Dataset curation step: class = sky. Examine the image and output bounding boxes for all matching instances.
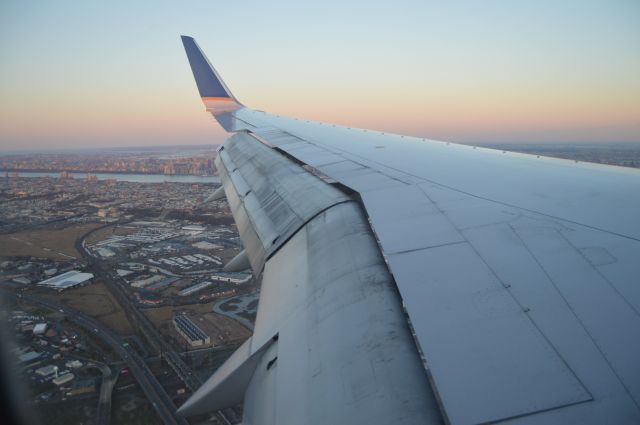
[0,0,639,150]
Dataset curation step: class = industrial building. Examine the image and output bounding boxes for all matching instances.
[130,274,164,288]
[66,379,96,396]
[35,365,57,377]
[192,241,222,250]
[52,372,74,386]
[211,274,251,285]
[37,270,94,291]
[178,281,213,296]
[18,351,41,364]
[182,224,205,235]
[96,247,115,258]
[173,314,211,347]
[65,360,82,369]
[32,323,47,335]
[146,276,180,291]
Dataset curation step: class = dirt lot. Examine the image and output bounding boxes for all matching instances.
[0,223,101,259]
[144,303,251,349]
[36,281,134,335]
[84,224,137,245]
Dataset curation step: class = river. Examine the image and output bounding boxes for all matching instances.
[3,171,220,184]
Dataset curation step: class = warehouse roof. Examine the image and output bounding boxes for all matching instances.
[37,271,94,290]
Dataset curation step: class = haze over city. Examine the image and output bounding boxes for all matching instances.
[1,0,639,151]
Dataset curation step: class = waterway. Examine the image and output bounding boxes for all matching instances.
[3,171,220,184]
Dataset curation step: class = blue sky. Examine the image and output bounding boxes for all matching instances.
[1,0,638,149]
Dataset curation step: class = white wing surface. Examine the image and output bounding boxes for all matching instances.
[178,36,640,425]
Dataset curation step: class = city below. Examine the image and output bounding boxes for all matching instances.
[0,145,219,176]
[0,144,250,424]
[1,141,639,425]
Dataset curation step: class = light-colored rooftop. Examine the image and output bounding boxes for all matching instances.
[35,365,57,376]
[52,373,74,386]
[178,281,213,296]
[33,323,48,334]
[18,351,40,363]
[37,270,94,289]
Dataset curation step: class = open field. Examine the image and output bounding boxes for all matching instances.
[35,281,134,335]
[144,303,251,349]
[84,224,137,245]
[0,223,101,259]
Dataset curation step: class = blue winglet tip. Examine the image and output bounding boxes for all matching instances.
[180,35,235,100]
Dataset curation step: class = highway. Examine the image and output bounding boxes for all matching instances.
[77,223,235,424]
[4,290,188,425]
[103,270,202,391]
[78,225,202,392]
[91,362,118,425]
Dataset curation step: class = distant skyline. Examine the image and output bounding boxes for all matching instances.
[1,0,639,150]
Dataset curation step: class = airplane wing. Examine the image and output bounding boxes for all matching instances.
[178,36,640,425]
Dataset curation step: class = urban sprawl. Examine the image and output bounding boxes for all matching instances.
[0,152,255,424]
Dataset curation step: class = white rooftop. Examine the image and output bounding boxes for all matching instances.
[35,365,57,376]
[33,323,48,334]
[18,351,40,363]
[37,271,94,289]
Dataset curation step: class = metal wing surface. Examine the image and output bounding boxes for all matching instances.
[178,36,640,425]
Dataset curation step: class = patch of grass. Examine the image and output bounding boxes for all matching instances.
[0,223,101,259]
[31,307,52,316]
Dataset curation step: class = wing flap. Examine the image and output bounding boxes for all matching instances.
[214,131,349,274]
[246,202,443,424]
[177,336,276,416]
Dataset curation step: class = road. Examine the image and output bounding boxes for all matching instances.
[91,362,117,425]
[95,261,202,392]
[78,226,202,392]
[5,290,188,425]
[77,222,235,425]
[212,292,259,331]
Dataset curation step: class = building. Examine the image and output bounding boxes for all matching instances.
[192,241,223,250]
[173,314,211,347]
[146,277,180,291]
[66,379,96,396]
[131,274,164,288]
[52,372,74,386]
[18,351,41,364]
[178,281,213,296]
[37,270,94,291]
[96,247,115,258]
[44,268,58,276]
[116,269,134,277]
[32,323,48,335]
[35,365,57,377]
[19,324,34,333]
[211,274,251,285]
[182,225,205,235]
[65,360,82,369]
[12,276,31,285]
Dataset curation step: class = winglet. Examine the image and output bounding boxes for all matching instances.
[181,35,242,115]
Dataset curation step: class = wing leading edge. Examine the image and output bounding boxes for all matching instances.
[179,36,640,424]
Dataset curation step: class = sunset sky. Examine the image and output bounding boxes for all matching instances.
[1,0,639,150]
